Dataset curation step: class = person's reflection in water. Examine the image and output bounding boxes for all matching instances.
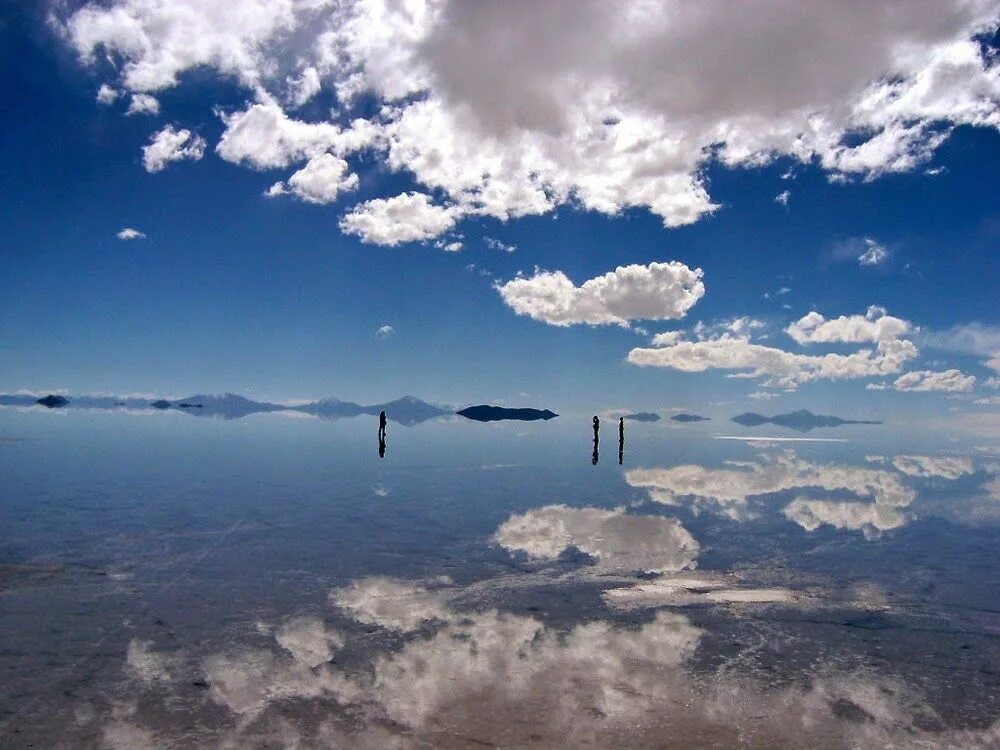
[618,416,624,465]
[378,434,386,458]
[592,416,600,465]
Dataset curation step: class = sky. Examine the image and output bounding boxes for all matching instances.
[1,0,999,422]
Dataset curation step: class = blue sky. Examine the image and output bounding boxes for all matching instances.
[1,1,999,421]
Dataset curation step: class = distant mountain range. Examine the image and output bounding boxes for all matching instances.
[731,409,882,432]
[670,413,709,422]
[0,392,451,426]
[457,405,558,422]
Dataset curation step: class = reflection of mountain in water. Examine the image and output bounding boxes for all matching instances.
[731,409,881,432]
[671,413,708,422]
[624,412,660,422]
[0,391,451,425]
[457,405,558,422]
[299,395,450,426]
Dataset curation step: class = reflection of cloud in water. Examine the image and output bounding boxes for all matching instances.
[330,576,453,632]
[109,575,1000,748]
[626,452,915,525]
[202,616,358,716]
[125,639,171,683]
[890,454,975,479]
[494,504,699,573]
[603,573,799,610]
[784,497,908,539]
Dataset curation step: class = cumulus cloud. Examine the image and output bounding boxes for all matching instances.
[125,93,160,116]
[266,153,358,204]
[375,324,394,338]
[339,192,460,246]
[494,504,699,574]
[774,190,790,206]
[497,262,705,327]
[116,228,146,240]
[628,306,919,389]
[785,306,913,345]
[96,83,119,104]
[58,0,1000,242]
[216,103,378,170]
[142,125,206,172]
[893,368,976,392]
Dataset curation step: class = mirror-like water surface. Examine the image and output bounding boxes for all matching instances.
[2,408,1000,748]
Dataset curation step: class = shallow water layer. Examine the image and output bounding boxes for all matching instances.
[2,408,1000,748]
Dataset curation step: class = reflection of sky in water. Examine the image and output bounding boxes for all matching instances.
[2,409,1000,747]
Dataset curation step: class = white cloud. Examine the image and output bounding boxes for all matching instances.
[484,237,516,253]
[857,238,889,265]
[116,228,146,240]
[829,236,892,266]
[376,324,394,338]
[266,153,358,204]
[893,369,976,392]
[494,504,699,574]
[785,306,913,345]
[774,190,790,206]
[628,306,919,389]
[497,261,704,327]
[141,125,206,172]
[125,93,160,116]
[339,192,460,246]
[748,390,779,400]
[216,102,378,170]
[60,0,1000,241]
[96,83,119,104]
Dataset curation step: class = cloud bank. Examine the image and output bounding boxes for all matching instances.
[58,0,1000,243]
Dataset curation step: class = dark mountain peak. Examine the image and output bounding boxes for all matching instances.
[36,394,69,408]
[457,405,558,422]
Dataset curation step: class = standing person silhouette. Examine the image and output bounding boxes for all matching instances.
[378,410,387,440]
[592,416,600,465]
[618,417,624,465]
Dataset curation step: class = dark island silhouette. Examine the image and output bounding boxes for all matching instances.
[457,405,558,422]
[671,413,709,422]
[731,409,882,432]
[36,394,69,408]
[624,412,660,422]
